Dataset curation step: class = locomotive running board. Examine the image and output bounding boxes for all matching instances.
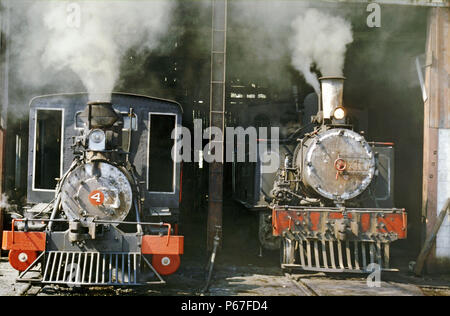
[282,239,399,273]
[38,251,165,286]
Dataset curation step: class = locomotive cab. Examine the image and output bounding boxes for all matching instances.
[2,93,184,285]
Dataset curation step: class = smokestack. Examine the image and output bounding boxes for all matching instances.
[80,101,119,129]
[319,76,345,120]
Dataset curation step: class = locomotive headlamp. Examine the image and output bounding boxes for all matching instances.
[90,129,105,143]
[333,107,346,120]
[88,129,106,151]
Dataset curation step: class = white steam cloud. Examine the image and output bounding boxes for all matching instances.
[290,8,353,94]
[10,0,173,101]
[0,193,10,210]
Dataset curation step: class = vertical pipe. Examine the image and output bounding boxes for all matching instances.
[207,0,227,251]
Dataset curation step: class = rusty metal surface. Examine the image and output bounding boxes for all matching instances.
[274,206,407,272]
[272,208,407,241]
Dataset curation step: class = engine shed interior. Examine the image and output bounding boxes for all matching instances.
[0,0,447,276]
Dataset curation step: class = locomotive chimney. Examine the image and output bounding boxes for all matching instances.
[80,101,120,129]
[319,76,345,120]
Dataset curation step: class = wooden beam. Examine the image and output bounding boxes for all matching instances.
[415,198,450,275]
[422,7,450,272]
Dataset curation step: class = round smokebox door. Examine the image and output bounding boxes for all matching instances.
[61,161,133,223]
[303,129,376,201]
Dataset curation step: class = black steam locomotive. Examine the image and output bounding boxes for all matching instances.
[2,93,184,285]
[234,77,407,273]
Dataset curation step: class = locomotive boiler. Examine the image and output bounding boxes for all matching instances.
[2,93,184,286]
[271,77,407,272]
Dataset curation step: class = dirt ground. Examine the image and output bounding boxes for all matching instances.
[1,202,450,296]
[1,257,450,296]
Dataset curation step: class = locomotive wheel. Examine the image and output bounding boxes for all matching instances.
[9,250,38,272]
[152,254,181,276]
[280,238,296,266]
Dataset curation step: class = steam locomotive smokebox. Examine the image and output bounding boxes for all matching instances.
[319,76,345,119]
[295,128,376,202]
[79,101,120,128]
[61,161,133,224]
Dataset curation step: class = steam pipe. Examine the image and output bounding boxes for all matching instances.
[202,225,221,293]
[48,158,79,231]
[134,198,143,234]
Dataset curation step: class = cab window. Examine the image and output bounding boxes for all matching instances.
[34,109,62,190]
[148,113,176,193]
